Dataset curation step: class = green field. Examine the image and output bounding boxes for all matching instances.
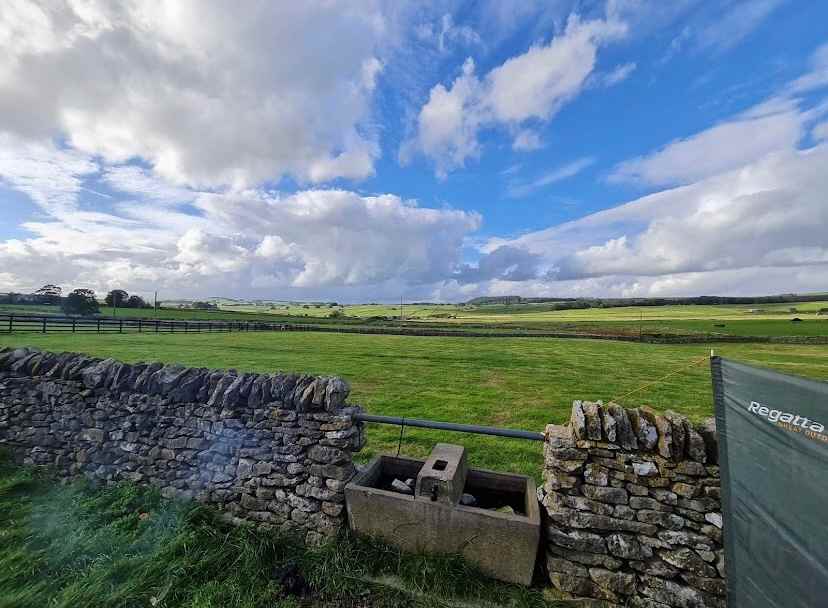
[5,299,828,340]
[2,331,825,479]
[223,299,828,321]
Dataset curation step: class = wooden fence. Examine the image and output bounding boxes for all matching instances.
[2,313,825,344]
[0,313,291,334]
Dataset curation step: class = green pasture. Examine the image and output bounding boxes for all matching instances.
[4,300,828,339]
[2,331,825,479]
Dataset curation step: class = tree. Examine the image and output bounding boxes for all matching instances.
[105,289,129,307]
[33,284,62,304]
[62,289,99,316]
[126,295,147,308]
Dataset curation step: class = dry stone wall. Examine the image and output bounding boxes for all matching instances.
[0,347,365,545]
[540,401,724,608]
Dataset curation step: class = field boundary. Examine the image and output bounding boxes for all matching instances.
[3,312,827,344]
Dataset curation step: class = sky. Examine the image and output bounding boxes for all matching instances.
[0,0,827,303]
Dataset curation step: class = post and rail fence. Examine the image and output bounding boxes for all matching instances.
[2,312,825,345]
[0,313,293,335]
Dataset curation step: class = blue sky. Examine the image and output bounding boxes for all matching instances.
[0,1,827,302]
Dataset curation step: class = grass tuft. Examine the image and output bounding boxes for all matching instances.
[0,456,558,607]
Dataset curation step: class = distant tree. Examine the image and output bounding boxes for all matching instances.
[33,284,62,304]
[105,289,129,307]
[62,289,99,316]
[328,309,344,319]
[126,295,147,308]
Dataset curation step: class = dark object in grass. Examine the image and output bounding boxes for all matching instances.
[791,317,803,322]
[714,323,726,328]
[273,562,310,598]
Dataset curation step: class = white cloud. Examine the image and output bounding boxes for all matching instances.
[416,13,481,53]
[399,58,484,178]
[609,105,803,186]
[403,14,626,175]
[598,62,636,86]
[512,129,543,151]
[0,1,388,188]
[0,133,98,213]
[813,121,828,142]
[0,137,481,298]
[486,143,828,293]
[103,166,197,205]
[507,157,595,198]
[789,42,828,95]
[695,0,787,54]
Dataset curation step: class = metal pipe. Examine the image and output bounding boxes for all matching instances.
[352,413,545,442]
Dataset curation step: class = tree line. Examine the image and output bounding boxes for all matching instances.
[0,285,153,316]
[466,294,828,308]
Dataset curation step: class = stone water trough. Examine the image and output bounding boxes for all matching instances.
[345,443,540,585]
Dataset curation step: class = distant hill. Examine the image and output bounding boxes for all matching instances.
[465,293,828,308]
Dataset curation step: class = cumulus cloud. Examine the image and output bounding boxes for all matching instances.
[0,137,481,298]
[402,14,626,176]
[0,1,388,187]
[453,245,544,283]
[481,142,828,295]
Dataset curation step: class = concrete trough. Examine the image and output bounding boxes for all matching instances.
[345,443,540,585]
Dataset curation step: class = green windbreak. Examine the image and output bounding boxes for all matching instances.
[711,357,828,608]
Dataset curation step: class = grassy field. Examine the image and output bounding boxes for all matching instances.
[4,300,828,339]
[0,457,552,608]
[2,331,825,479]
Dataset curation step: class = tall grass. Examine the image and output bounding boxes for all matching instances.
[0,455,555,607]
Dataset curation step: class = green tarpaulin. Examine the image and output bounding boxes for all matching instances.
[711,357,828,607]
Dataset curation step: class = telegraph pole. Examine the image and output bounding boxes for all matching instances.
[154,291,158,319]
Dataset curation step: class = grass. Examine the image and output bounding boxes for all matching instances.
[5,300,828,339]
[0,455,554,608]
[2,331,826,479]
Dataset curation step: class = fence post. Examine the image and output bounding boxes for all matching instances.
[184,321,188,333]
[118,319,123,334]
[97,319,101,333]
[42,317,46,333]
[155,319,159,333]
[8,315,12,333]
[138,319,142,333]
[72,318,76,333]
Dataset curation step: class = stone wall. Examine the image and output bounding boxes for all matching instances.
[540,401,724,608]
[0,347,364,545]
